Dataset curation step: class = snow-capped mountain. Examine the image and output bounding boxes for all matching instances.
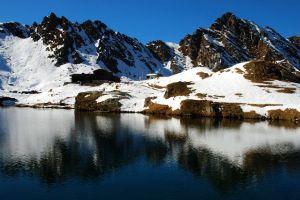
[0,13,170,89]
[148,12,300,72]
[0,12,300,120]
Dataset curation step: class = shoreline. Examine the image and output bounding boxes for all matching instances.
[2,103,299,123]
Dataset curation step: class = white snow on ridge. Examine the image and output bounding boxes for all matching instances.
[0,35,299,117]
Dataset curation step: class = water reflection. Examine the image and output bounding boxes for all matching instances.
[0,108,300,192]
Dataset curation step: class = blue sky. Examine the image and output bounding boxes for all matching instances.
[0,0,299,43]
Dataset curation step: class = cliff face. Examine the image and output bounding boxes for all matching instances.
[177,13,300,71]
[1,12,299,78]
[0,13,169,80]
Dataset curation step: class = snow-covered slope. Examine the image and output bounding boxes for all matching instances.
[0,13,171,89]
[0,13,299,120]
[1,62,299,119]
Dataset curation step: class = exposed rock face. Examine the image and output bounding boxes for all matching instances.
[0,22,29,38]
[164,82,192,98]
[143,102,172,115]
[178,12,300,71]
[289,36,300,49]
[2,12,299,78]
[32,13,85,66]
[30,13,161,72]
[244,61,300,83]
[1,13,165,79]
[75,91,122,112]
[146,41,184,74]
[147,40,174,62]
[179,100,246,119]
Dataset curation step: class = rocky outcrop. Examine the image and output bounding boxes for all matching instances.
[268,109,300,121]
[146,41,184,74]
[243,61,300,83]
[164,82,192,98]
[2,12,299,78]
[179,100,246,119]
[0,22,29,38]
[143,102,172,115]
[178,12,300,71]
[143,99,264,120]
[147,40,174,62]
[75,91,122,112]
[71,69,120,85]
[31,13,84,66]
[289,36,300,49]
[1,13,165,79]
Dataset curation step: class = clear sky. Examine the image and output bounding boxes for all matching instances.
[0,0,299,43]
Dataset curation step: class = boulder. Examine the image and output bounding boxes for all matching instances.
[164,82,192,99]
[75,91,124,112]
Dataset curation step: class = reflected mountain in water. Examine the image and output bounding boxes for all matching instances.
[0,108,300,192]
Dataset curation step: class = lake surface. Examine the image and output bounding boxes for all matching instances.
[0,108,300,200]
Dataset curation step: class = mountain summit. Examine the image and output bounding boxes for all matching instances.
[174,12,300,71]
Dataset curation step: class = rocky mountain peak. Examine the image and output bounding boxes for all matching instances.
[0,22,29,38]
[178,13,300,71]
[146,40,174,62]
[25,12,166,77]
[210,12,239,31]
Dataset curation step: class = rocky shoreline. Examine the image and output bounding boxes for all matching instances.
[1,101,299,123]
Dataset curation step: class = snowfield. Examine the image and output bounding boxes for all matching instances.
[0,35,299,118]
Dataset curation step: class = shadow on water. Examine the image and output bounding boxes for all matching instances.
[0,107,300,195]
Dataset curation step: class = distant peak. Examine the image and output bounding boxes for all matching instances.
[48,12,58,19]
[210,12,240,31]
[219,12,237,20]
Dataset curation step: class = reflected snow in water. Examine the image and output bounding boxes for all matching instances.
[0,108,299,200]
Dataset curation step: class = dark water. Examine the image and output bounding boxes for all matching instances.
[0,108,300,200]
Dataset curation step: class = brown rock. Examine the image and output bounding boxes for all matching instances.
[75,91,122,112]
[143,102,172,115]
[268,109,300,121]
[244,61,300,83]
[164,82,192,99]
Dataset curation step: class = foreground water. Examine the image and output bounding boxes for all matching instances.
[0,108,300,199]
